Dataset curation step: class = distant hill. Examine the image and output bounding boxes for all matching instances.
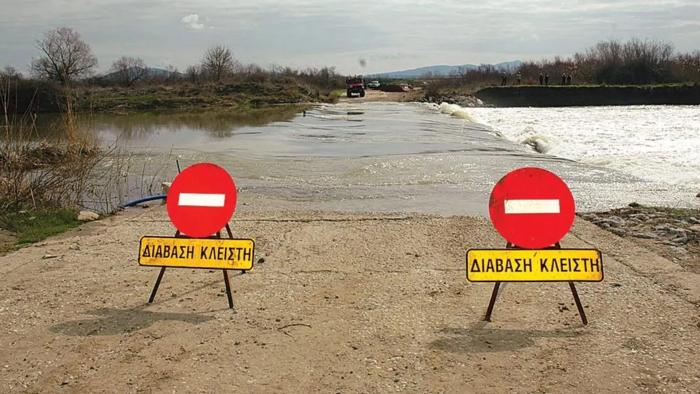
[369,61,522,79]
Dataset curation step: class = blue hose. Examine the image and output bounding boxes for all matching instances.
[121,194,166,208]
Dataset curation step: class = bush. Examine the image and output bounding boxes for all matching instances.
[0,127,100,212]
[421,38,700,95]
[1,77,101,212]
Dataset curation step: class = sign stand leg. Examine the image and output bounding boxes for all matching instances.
[223,270,234,309]
[482,241,589,325]
[144,227,241,310]
[217,226,235,309]
[569,282,588,325]
[484,282,501,322]
[148,267,166,303]
[225,224,245,275]
[552,242,588,325]
[147,229,181,304]
[483,241,515,321]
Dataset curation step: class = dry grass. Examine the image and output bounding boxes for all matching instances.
[1,75,180,216]
[80,146,175,213]
[0,119,101,212]
[0,76,101,212]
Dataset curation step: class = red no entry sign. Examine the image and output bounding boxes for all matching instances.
[166,163,237,238]
[488,167,575,249]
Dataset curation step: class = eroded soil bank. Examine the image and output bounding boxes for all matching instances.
[580,204,700,274]
[474,84,700,107]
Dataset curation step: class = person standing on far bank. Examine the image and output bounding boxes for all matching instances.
[545,73,550,86]
[539,73,544,85]
[567,74,572,85]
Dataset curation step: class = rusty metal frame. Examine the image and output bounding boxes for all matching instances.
[147,224,237,309]
[483,242,588,325]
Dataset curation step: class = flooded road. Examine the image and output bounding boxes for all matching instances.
[44,102,700,215]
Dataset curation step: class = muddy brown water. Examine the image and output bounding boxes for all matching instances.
[24,102,700,215]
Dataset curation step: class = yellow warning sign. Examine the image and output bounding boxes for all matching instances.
[139,236,254,270]
[467,249,603,282]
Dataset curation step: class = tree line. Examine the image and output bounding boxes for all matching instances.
[0,27,344,90]
[429,39,700,91]
[4,29,699,92]
[519,39,700,85]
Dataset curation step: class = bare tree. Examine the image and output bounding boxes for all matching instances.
[31,27,97,85]
[185,65,201,83]
[674,51,700,82]
[1,66,22,80]
[31,27,97,143]
[201,45,235,82]
[110,56,148,86]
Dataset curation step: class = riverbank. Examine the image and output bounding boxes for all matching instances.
[0,209,84,254]
[78,81,326,114]
[580,204,700,274]
[474,84,700,107]
[5,79,335,115]
[0,204,698,392]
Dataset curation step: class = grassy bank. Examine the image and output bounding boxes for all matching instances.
[78,80,331,113]
[474,83,700,107]
[1,105,103,251]
[0,209,82,250]
[6,79,338,114]
[1,78,320,250]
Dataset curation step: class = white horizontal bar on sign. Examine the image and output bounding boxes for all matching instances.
[504,199,560,214]
[178,193,226,207]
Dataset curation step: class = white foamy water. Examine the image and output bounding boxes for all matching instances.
[438,103,475,121]
[465,105,700,187]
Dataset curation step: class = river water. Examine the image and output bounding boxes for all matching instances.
[38,102,700,215]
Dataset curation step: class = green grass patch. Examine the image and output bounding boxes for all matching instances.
[0,208,82,245]
[329,89,346,100]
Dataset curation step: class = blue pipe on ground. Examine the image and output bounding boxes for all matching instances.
[121,194,166,208]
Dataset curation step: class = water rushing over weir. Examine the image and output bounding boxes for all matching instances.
[466,105,700,188]
[31,102,700,215]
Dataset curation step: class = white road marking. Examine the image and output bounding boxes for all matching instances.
[504,199,560,214]
[178,193,226,207]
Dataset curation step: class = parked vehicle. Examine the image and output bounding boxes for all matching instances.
[366,80,380,89]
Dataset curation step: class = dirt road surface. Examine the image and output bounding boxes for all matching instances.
[1,204,699,393]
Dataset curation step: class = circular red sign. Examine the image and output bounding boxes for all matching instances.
[489,167,575,249]
[166,163,237,238]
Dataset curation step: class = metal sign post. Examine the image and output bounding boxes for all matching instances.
[145,224,248,309]
[468,167,605,326]
[136,162,257,310]
[481,242,589,325]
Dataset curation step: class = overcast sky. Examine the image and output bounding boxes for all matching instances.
[1,0,699,75]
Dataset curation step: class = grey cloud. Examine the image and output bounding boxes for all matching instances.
[0,0,698,74]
